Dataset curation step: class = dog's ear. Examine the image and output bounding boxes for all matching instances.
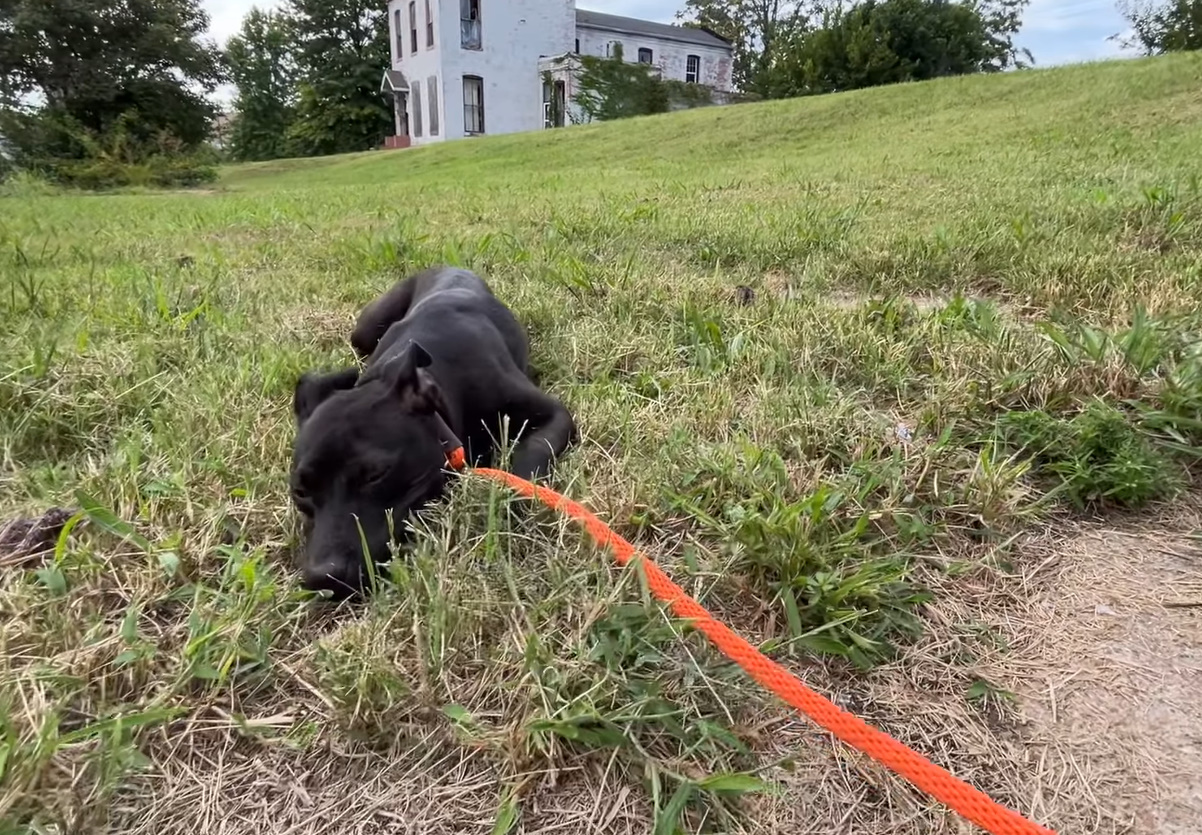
[390,341,443,415]
[294,368,359,425]
[393,340,433,386]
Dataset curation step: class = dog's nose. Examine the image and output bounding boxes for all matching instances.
[302,559,363,599]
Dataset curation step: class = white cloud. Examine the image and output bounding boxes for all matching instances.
[202,0,281,46]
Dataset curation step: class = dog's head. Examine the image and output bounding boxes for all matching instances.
[289,341,452,598]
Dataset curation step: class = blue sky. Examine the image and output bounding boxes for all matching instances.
[202,0,1132,71]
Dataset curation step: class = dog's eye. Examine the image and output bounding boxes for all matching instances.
[363,466,390,487]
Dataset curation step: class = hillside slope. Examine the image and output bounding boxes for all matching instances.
[2,54,1201,835]
[225,53,1202,197]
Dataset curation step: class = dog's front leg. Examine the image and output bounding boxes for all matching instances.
[504,390,577,482]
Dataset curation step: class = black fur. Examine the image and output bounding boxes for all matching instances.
[290,266,576,598]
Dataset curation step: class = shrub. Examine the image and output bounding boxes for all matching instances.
[2,109,218,191]
[995,402,1179,508]
[35,155,217,191]
[574,44,670,122]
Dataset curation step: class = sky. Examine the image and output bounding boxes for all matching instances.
[202,0,1132,83]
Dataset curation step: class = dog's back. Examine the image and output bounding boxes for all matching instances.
[353,267,528,372]
[368,268,530,386]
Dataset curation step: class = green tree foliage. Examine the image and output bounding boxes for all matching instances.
[773,0,1030,97]
[1117,0,1202,53]
[281,0,392,157]
[972,0,1035,70]
[573,44,670,122]
[0,0,224,153]
[676,0,809,97]
[226,8,298,162]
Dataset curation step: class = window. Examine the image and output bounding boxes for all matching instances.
[637,47,653,64]
[463,75,484,134]
[425,0,434,46]
[542,79,565,129]
[394,10,403,59]
[685,54,701,83]
[574,38,580,53]
[460,0,481,49]
[409,1,418,53]
[427,75,439,135]
[411,86,423,137]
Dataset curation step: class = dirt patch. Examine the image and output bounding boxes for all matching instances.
[739,509,1202,835]
[987,515,1202,835]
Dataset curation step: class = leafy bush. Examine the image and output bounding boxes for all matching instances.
[0,170,59,197]
[574,44,671,122]
[5,110,218,191]
[996,402,1179,508]
[41,156,218,190]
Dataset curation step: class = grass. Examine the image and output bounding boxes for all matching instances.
[2,53,1202,834]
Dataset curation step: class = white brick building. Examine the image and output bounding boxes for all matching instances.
[380,2,734,148]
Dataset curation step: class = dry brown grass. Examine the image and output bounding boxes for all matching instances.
[10,502,1189,835]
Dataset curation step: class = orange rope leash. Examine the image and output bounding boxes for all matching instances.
[449,448,1054,835]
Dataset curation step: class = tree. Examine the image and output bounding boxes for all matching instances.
[971,0,1034,70]
[0,0,225,151]
[1116,0,1202,53]
[226,8,298,161]
[775,0,1010,96]
[281,0,392,157]
[676,0,810,97]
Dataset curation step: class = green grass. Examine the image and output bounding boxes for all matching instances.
[2,54,1202,833]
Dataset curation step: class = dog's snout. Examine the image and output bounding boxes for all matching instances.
[302,558,363,599]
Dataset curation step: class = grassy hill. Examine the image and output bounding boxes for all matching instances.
[2,54,1201,834]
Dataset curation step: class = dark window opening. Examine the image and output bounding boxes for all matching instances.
[637,47,653,64]
[460,0,481,49]
[463,75,484,134]
[408,1,418,53]
[543,79,566,128]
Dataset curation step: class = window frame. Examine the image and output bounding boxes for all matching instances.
[637,47,653,64]
[425,0,434,47]
[460,0,481,50]
[685,54,701,83]
[409,1,418,54]
[463,74,485,135]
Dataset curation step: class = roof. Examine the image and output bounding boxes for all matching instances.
[575,9,732,50]
[380,69,409,93]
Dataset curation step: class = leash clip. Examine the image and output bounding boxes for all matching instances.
[434,413,466,470]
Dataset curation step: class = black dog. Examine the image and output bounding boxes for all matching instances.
[290,266,576,597]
